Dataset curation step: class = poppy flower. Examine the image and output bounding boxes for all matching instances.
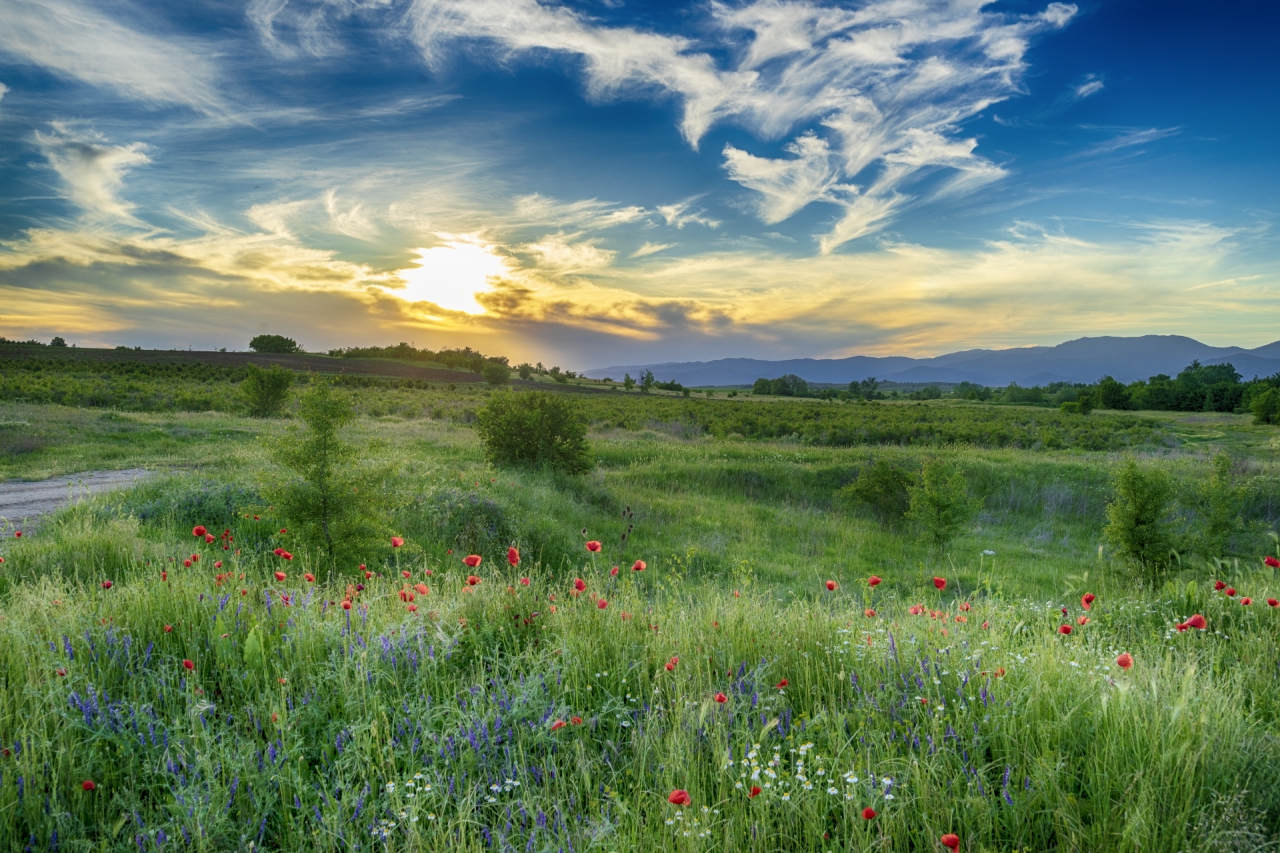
[1077,616,1089,626]
[82,780,96,791]
[402,570,411,578]
[610,566,619,576]
[466,575,481,586]
[415,583,429,595]
[182,659,195,671]
[862,807,877,820]
[959,601,971,611]
[1187,614,1207,629]
[0,557,4,564]
[864,608,876,618]
[341,601,352,610]
[749,786,761,799]
[570,716,583,725]
[668,790,691,806]
[955,615,968,623]
[204,533,215,544]
[214,560,222,569]
[1214,580,1226,590]
[1269,598,1279,607]
[586,541,601,552]
[56,668,66,677]
[1242,597,1253,606]
[941,834,960,851]
[520,577,531,586]
[183,559,192,568]
[868,575,882,587]
[825,580,838,591]
[272,571,285,582]
[1058,624,1072,635]
[13,531,20,538]
[597,599,608,610]
[281,551,293,561]
[632,560,646,572]
[664,660,676,671]
[1225,587,1236,597]
[573,577,587,592]
[164,624,173,633]
[550,720,567,731]
[1175,622,1189,632]
[305,573,315,583]
[1266,556,1280,568]
[407,603,418,613]
[775,679,788,689]
[994,667,1006,677]
[1081,592,1095,610]
[279,528,287,534]
[391,536,405,548]
[192,526,207,538]
[463,555,482,567]
[1116,652,1133,670]
[508,547,520,566]
[714,692,728,703]
[909,604,925,616]
[933,576,947,590]
[101,580,113,589]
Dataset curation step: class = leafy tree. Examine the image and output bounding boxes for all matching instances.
[475,391,592,475]
[770,374,809,397]
[906,458,981,549]
[249,334,301,354]
[623,373,636,391]
[517,363,534,380]
[952,381,992,401]
[50,336,67,347]
[1103,458,1174,575]
[482,362,511,386]
[263,380,402,569]
[839,459,913,525]
[240,364,295,417]
[1251,388,1280,425]
[850,377,880,400]
[640,370,656,393]
[752,378,772,395]
[1197,451,1244,557]
[1096,376,1131,410]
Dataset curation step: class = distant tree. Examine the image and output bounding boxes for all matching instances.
[517,363,534,380]
[952,381,992,402]
[752,378,772,395]
[249,334,301,354]
[623,373,636,391]
[1096,376,1131,410]
[849,377,880,400]
[50,336,67,347]
[640,369,656,393]
[475,391,592,475]
[482,362,511,386]
[770,374,809,397]
[240,364,295,417]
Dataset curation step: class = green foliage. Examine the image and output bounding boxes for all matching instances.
[907,384,943,401]
[623,373,636,391]
[248,334,301,354]
[639,369,655,392]
[1196,452,1244,557]
[482,361,511,386]
[50,336,67,347]
[517,363,534,380]
[1097,376,1131,409]
[905,457,981,548]
[951,380,992,401]
[475,390,592,475]
[838,458,913,524]
[262,380,402,568]
[240,364,295,417]
[849,376,881,400]
[1104,458,1175,574]
[1251,387,1280,425]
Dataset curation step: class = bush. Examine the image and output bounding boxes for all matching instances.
[1104,458,1174,574]
[482,362,511,386]
[240,364,295,417]
[839,459,913,525]
[1251,387,1280,425]
[906,457,980,549]
[1197,451,1244,557]
[475,391,592,474]
[249,334,301,354]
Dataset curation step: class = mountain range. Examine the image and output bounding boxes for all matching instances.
[583,336,1280,388]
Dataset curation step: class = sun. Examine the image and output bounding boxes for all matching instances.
[389,237,509,314]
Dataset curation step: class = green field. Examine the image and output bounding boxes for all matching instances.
[2,375,1280,851]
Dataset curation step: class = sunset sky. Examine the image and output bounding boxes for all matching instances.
[1,0,1277,368]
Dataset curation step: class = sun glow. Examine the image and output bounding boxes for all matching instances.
[389,237,509,314]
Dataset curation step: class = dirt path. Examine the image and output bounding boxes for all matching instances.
[0,469,155,527]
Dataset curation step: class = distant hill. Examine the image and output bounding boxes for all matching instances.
[584,335,1280,387]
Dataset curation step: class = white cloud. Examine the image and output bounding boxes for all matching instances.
[1080,126,1180,157]
[323,190,380,241]
[34,124,150,223]
[404,0,1077,251]
[630,241,676,258]
[511,194,648,231]
[0,0,226,115]
[1074,75,1104,99]
[521,235,616,274]
[656,199,720,230]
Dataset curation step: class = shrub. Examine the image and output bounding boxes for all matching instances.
[906,457,980,549]
[517,363,534,380]
[248,334,301,354]
[1197,451,1244,557]
[262,380,403,568]
[839,459,913,525]
[475,391,592,474]
[1104,458,1174,574]
[1251,387,1280,425]
[240,364,295,417]
[482,362,511,386]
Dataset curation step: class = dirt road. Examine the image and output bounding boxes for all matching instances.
[0,469,154,527]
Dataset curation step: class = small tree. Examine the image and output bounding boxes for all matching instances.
[840,459,913,525]
[240,364,295,417]
[1198,451,1244,557]
[906,458,980,549]
[517,363,534,380]
[50,336,67,347]
[249,334,301,354]
[482,362,511,386]
[475,391,592,474]
[263,380,402,568]
[1103,458,1174,575]
[623,373,636,391]
[640,370,656,393]
[1251,388,1280,425]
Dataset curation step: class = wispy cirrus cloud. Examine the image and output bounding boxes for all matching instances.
[33,123,150,223]
[1079,126,1180,157]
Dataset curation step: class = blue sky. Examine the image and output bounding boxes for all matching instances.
[0,0,1277,369]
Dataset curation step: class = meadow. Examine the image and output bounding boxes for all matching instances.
[2,379,1280,851]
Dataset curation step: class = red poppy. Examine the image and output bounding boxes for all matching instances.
[192,526,207,538]
[610,566,619,576]
[164,624,173,633]
[415,583,429,595]
[204,533,215,544]
[1269,598,1279,607]
[279,528,287,534]
[749,786,762,798]
[391,537,405,548]
[933,577,947,590]
[1081,592,1095,610]
[56,668,67,677]
[183,559,192,568]
[1242,597,1253,606]
[520,577,531,586]
[1116,652,1133,670]
[467,575,481,586]
[1175,622,1189,632]
[1266,556,1280,568]
[341,601,352,610]
[862,807,876,820]
[1214,580,1226,590]
[941,834,960,851]
[407,603,418,613]
[909,604,925,616]
[632,560,646,572]
[214,560,222,569]
[586,541,601,552]
[1058,624,1072,635]
[868,575,882,587]
[994,667,1006,677]
[864,608,876,618]
[463,555,482,567]
[775,679,788,688]
[101,580,113,589]
[272,571,285,582]
[981,620,990,629]
[1077,616,1089,626]
[959,601,971,611]
[1187,613,1207,629]
[282,551,294,561]
[570,716,583,725]
[1225,587,1236,597]
[825,580,838,592]
[550,720,567,731]
[402,570,411,578]
[573,577,587,592]
[182,659,195,671]
[13,531,20,538]
[714,692,728,703]
[305,573,315,583]
[82,780,96,791]
[664,660,675,671]
[668,790,691,806]
[597,599,608,609]
[508,547,520,566]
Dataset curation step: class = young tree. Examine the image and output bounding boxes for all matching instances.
[1251,387,1280,425]
[517,363,534,380]
[249,334,301,354]
[1198,451,1244,557]
[839,459,913,525]
[482,362,511,386]
[1103,458,1174,575]
[623,373,636,391]
[475,391,592,475]
[240,364,295,417]
[640,369,656,393]
[906,458,981,549]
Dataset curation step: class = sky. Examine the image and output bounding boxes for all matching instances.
[0,0,1278,369]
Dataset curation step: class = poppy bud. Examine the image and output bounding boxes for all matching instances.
[825,580,838,591]
[933,577,947,590]
[82,780,96,791]
[862,807,876,819]
[941,834,960,851]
